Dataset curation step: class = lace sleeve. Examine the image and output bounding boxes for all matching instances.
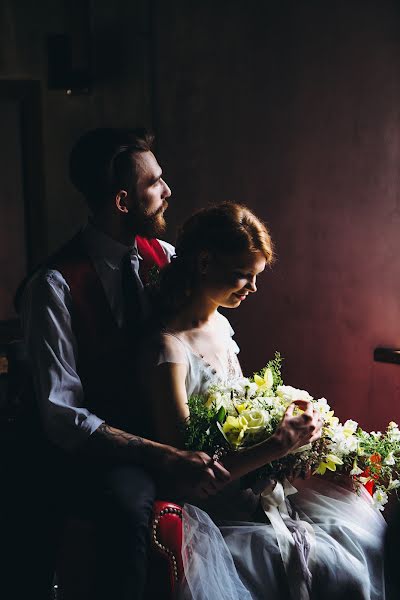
[157,332,189,367]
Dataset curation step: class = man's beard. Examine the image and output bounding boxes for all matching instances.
[129,202,167,238]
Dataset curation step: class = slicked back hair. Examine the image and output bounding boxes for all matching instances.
[69,127,154,213]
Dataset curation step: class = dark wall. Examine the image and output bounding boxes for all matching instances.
[153,0,400,429]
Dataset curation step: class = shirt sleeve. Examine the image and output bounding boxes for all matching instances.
[21,269,104,451]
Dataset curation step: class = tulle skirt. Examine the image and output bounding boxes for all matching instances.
[179,478,386,600]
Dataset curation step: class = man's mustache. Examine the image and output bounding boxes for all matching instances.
[160,199,168,213]
[151,200,168,218]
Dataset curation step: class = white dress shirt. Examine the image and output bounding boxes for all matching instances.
[21,223,174,451]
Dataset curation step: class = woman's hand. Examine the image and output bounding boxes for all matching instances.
[273,399,322,456]
[220,400,323,481]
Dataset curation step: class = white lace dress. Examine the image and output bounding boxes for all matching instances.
[155,312,386,600]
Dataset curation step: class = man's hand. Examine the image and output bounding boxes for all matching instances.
[273,399,322,456]
[159,448,231,500]
[86,424,230,499]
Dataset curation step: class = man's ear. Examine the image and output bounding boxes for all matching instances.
[198,250,211,275]
[115,190,129,213]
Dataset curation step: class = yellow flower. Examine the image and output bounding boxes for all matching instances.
[315,462,328,475]
[235,402,248,414]
[223,416,241,432]
[222,415,248,447]
[315,454,343,475]
[325,411,336,425]
[254,368,274,391]
[343,419,358,438]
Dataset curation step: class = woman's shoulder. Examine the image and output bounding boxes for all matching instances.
[157,329,190,366]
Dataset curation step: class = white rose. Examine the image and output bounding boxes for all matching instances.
[314,397,331,414]
[240,409,270,434]
[343,436,358,453]
[277,385,313,403]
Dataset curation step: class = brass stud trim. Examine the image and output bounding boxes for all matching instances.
[152,506,183,582]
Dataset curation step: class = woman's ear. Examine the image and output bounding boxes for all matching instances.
[198,251,211,275]
[115,190,129,213]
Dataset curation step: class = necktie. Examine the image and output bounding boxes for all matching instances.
[120,250,143,338]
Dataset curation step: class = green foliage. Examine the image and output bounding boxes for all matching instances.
[183,395,228,453]
[353,428,400,487]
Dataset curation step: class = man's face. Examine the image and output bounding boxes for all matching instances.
[127,151,171,238]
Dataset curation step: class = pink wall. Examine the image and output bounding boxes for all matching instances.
[154,1,400,430]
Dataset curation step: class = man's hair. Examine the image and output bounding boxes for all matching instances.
[69,127,154,213]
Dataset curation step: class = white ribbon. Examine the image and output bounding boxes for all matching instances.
[261,479,315,600]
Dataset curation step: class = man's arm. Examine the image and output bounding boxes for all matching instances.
[85,421,172,467]
[21,269,104,450]
[86,422,230,498]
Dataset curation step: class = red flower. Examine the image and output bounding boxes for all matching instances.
[359,456,382,496]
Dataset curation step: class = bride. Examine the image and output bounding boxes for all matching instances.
[144,202,386,600]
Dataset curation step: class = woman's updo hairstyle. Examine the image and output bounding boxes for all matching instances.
[158,202,274,316]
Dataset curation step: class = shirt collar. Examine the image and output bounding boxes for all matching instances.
[81,221,142,270]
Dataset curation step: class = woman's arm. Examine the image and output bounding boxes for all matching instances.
[149,361,190,448]
[223,401,322,479]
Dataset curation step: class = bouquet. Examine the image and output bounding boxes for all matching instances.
[183,353,400,511]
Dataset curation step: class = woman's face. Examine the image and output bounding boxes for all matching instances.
[202,250,266,309]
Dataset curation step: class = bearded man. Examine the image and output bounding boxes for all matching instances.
[18,128,229,600]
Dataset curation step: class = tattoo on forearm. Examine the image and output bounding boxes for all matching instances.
[97,423,145,449]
